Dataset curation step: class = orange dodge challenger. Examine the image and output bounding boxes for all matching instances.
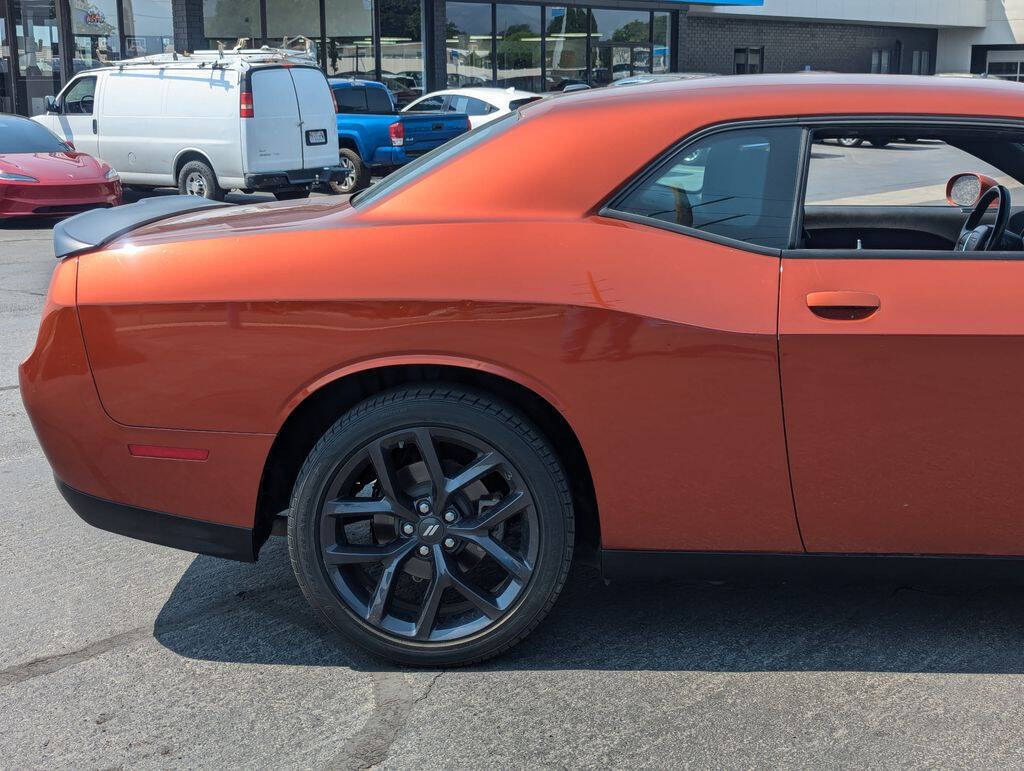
[21,74,1024,665]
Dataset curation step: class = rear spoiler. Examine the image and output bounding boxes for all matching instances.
[53,196,231,259]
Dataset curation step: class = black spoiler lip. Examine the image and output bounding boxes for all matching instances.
[53,195,232,259]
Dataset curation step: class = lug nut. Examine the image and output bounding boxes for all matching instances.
[402,522,415,536]
[443,509,457,523]
[443,537,457,549]
[417,545,430,557]
[417,500,431,515]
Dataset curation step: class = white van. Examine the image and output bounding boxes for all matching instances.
[33,49,340,201]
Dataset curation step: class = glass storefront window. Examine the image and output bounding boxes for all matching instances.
[203,0,260,48]
[265,0,320,58]
[446,1,491,88]
[13,0,62,114]
[495,3,540,91]
[380,0,424,107]
[325,0,373,78]
[70,0,120,69]
[544,5,589,91]
[122,0,174,57]
[653,11,668,74]
[591,8,649,86]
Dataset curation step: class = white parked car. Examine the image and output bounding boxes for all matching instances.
[402,87,542,129]
[32,49,340,201]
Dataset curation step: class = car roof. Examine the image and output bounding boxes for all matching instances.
[328,78,387,89]
[417,87,539,104]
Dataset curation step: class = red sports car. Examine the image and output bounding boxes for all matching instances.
[0,115,121,218]
[20,74,1024,665]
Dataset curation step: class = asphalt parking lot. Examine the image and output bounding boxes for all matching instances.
[4,154,1024,768]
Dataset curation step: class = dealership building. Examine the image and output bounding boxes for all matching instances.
[3,0,1024,116]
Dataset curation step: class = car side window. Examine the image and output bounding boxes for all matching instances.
[336,87,368,113]
[609,126,804,250]
[62,77,96,115]
[408,95,444,112]
[462,97,492,116]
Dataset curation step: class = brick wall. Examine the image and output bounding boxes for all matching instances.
[171,0,207,53]
[679,15,938,75]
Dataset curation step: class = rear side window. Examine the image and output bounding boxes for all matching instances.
[449,95,492,116]
[610,126,804,250]
[365,87,394,113]
[336,87,368,113]
[509,97,541,111]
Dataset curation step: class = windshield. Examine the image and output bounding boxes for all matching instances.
[352,112,519,208]
[0,118,69,154]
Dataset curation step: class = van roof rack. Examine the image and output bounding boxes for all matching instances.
[114,45,317,71]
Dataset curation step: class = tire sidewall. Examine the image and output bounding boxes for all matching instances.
[330,149,368,194]
[288,389,572,666]
[178,160,223,200]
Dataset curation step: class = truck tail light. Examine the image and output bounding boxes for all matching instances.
[389,121,404,147]
[240,90,254,118]
[465,116,471,132]
[330,87,339,114]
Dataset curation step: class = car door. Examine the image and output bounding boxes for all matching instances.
[53,75,99,156]
[246,67,303,173]
[288,66,339,170]
[597,124,806,552]
[780,125,1024,555]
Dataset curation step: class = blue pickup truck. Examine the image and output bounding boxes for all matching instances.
[327,78,469,193]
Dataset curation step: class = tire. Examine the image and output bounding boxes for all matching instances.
[288,385,575,666]
[327,148,370,195]
[177,160,225,201]
[273,190,311,201]
[837,137,862,148]
[869,138,892,148]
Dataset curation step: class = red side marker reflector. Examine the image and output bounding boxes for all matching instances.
[128,444,209,461]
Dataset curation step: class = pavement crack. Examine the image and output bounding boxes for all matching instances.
[0,385,19,392]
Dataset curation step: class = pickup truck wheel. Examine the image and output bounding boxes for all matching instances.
[329,149,370,195]
[178,160,225,201]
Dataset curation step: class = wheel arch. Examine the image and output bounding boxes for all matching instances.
[172,148,217,182]
[253,362,599,561]
[336,131,366,160]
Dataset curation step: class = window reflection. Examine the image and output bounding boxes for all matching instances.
[495,4,540,91]
[325,0,374,78]
[544,6,590,92]
[13,0,62,114]
[446,1,492,88]
[202,0,260,48]
[123,0,174,57]
[591,9,650,86]
[70,0,121,69]
[653,12,669,74]
[380,0,425,106]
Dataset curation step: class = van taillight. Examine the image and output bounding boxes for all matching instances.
[240,90,254,118]
[389,121,404,147]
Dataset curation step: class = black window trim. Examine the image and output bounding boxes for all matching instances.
[600,114,1024,260]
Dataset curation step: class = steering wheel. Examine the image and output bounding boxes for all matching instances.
[956,185,1010,251]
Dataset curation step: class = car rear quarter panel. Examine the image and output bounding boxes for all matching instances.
[76,215,799,552]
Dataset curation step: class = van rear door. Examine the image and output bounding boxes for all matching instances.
[247,68,303,172]
[287,67,339,169]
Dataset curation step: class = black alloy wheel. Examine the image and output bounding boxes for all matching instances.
[288,387,574,666]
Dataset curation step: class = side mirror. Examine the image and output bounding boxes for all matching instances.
[44,95,60,114]
[946,172,998,208]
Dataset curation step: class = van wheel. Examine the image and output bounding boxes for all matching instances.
[274,190,311,201]
[328,149,370,195]
[178,160,225,201]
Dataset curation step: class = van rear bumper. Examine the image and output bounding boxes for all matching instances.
[244,166,344,191]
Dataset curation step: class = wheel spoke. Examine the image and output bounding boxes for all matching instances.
[445,451,501,497]
[464,534,532,583]
[446,564,502,619]
[412,428,446,502]
[323,539,410,565]
[365,542,416,625]
[367,438,413,518]
[322,497,393,518]
[413,571,448,640]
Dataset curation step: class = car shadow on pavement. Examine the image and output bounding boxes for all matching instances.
[153,537,1024,673]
